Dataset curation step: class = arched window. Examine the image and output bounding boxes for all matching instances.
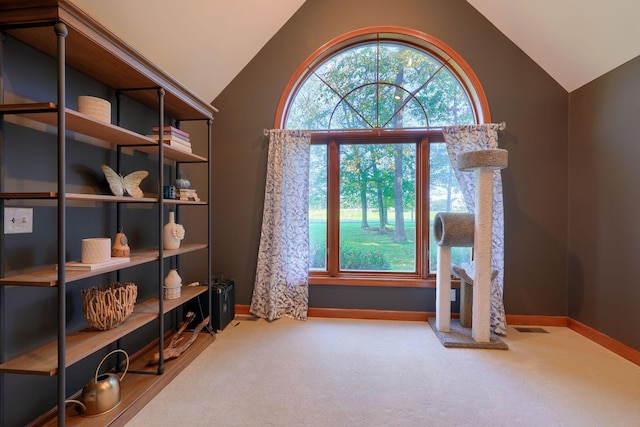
[276,27,490,287]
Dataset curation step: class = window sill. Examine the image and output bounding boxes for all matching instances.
[309,275,462,288]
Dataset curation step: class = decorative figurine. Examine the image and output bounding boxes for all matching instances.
[101,164,149,198]
[175,171,191,189]
[112,229,131,257]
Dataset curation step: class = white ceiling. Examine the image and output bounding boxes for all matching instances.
[71,0,640,102]
[71,0,306,104]
[467,0,640,92]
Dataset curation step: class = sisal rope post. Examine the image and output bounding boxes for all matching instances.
[458,148,508,343]
[436,245,452,332]
[471,167,493,342]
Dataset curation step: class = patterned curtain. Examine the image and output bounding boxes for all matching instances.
[250,129,311,321]
[442,123,508,336]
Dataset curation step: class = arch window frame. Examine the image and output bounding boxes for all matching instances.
[275,27,491,287]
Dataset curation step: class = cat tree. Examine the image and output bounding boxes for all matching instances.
[434,148,508,343]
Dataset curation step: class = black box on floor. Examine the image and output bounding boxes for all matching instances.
[187,278,235,332]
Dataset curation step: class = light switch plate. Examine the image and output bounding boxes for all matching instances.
[4,207,33,234]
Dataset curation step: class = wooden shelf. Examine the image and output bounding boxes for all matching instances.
[0,1,217,120]
[66,193,157,203]
[0,192,57,200]
[0,244,207,287]
[32,331,216,427]
[0,103,208,162]
[0,192,157,202]
[0,192,208,204]
[139,144,208,163]
[0,2,215,424]
[0,285,209,376]
[164,199,207,206]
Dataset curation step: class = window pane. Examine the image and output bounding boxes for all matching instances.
[339,143,416,272]
[286,74,341,130]
[378,44,442,93]
[333,96,371,129]
[309,144,327,270]
[315,45,377,95]
[418,67,475,126]
[286,41,475,131]
[379,89,427,128]
[429,143,471,273]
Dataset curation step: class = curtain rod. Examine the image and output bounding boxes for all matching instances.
[263,122,505,136]
[264,127,443,135]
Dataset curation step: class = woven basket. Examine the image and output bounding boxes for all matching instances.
[81,282,137,330]
[163,286,181,300]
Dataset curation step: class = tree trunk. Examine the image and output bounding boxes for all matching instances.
[376,181,386,232]
[391,68,407,241]
[360,169,369,228]
[446,165,454,212]
[393,144,407,241]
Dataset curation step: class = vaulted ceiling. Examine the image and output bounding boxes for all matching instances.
[467,0,640,92]
[71,0,640,103]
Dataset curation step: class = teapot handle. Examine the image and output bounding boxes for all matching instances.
[95,348,130,382]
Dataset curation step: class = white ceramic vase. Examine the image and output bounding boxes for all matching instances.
[164,269,182,288]
[163,268,182,300]
[163,211,184,250]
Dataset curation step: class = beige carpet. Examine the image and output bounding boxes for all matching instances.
[126,317,640,426]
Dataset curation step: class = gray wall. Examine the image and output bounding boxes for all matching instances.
[568,55,640,350]
[209,0,569,317]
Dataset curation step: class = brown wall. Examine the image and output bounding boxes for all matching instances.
[569,55,640,350]
[209,0,569,316]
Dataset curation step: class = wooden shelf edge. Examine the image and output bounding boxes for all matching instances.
[163,199,207,206]
[0,253,156,287]
[1,103,207,161]
[0,192,57,199]
[66,193,158,203]
[0,102,56,114]
[30,332,216,427]
[0,192,159,202]
[0,286,208,375]
[136,143,208,163]
[137,243,208,260]
[0,244,207,287]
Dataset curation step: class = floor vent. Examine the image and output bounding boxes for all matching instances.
[514,327,548,333]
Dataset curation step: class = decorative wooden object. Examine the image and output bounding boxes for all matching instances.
[81,282,138,331]
[111,230,131,257]
[147,312,212,365]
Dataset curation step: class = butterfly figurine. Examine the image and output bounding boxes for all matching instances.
[101,164,149,198]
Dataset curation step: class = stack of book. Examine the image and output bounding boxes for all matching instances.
[147,125,192,154]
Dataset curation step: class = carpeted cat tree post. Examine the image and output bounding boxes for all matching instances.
[434,212,474,333]
[434,148,508,343]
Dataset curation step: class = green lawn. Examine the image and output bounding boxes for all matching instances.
[309,219,416,271]
[309,210,471,271]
